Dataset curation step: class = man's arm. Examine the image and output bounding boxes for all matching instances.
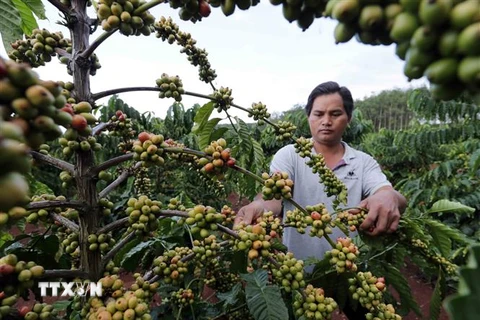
[234,194,283,226]
[358,186,407,236]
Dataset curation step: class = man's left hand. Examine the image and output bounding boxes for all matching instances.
[352,187,404,236]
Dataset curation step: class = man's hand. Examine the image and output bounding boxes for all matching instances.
[234,201,265,226]
[352,187,406,236]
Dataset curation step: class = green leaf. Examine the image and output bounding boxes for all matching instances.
[0,0,23,51]
[384,264,422,317]
[114,237,140,266]
[0,231,13,249]
[469,148,480,174]
[424,219,471,247]
[428,199,475,215]
[10,0,38,35]
[210,127,229,142]
[241,269,288,320]
[52,300,71,311]
[120,239,155,271]
[20,0,45,19]
[426,220,452,257]
[198,118,222,150]
[429,268,445,320]
[444,245,480,320]
[216,283,242,310]
[251,139,265,173]
[192,101,214,134]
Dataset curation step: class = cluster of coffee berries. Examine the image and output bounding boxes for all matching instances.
[133,166,152,198]
[26,194,67,224]
[59,134,101,159]
[129,273,159,300]
[58,81,75,104]
[98,274,124,297]
[210,87,233,113]
[0,206,28,228]
[155,18,216,83]
[82,288,152,320]
[248,102,271,125]
[180,204,224,237]
[57,170,73,189]
[203,262,240,293]
[35,143,50,155]
[152,247,191,285]
[98,198,114,217]
[0,254,45,303]
[170,288,195,308]
[261,171,294,200]
[132,131,166,167]
[0,121,30,211]
[166,197,186,211]
[285,208,311,234]
[61,231,81,255]
[233,223,272,261]
[163,138,193,161]
[411,238,457,274]
[171,0,212,21]
[96,0,156,36]
[326,237,359,274]
[366,302,402,320]
[192,235,221,267]
[61,101,98,135]
[306,204,334,238]
[104,260,120,276]
[294,136,313,158]
[23,303,58,320]
[125,195,162,236]
[307,154,348,208]
[226,306,255,320]
[87,233,116,253]
[220,205,236,226]
[8,28,70,67]
[109,110,135,141]
[255,210,283,239]
[348,272,386,311]
[155,73,185,102]
[179,32,217,83]
[269,251,305,292]
[197,138,236,180]
[325,0,480,100]
[154,16,179,44]
[1,58,70,137]
[293,285,338,320]
[274,121,296,141]
[335,208,368,232]
[295,136,347,204]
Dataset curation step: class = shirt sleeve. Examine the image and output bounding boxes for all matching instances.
[362,154,392,198]
[270,145,296,181]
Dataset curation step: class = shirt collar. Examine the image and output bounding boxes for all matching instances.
[310,140,356,165]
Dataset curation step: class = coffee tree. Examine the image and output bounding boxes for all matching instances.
[0,0,479,319]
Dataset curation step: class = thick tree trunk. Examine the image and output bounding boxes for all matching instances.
[70,0,102,281]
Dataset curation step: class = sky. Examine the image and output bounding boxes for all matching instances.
[0,1,426,121]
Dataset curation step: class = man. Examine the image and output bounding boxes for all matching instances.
[234,81,406,263]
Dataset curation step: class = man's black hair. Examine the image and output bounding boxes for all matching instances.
[305,81,354,120]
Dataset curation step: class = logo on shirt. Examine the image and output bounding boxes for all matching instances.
[344,170,358,180]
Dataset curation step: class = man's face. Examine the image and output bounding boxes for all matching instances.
[308,93,350,147]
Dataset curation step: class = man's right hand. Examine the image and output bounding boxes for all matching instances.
[234,201,265,226]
